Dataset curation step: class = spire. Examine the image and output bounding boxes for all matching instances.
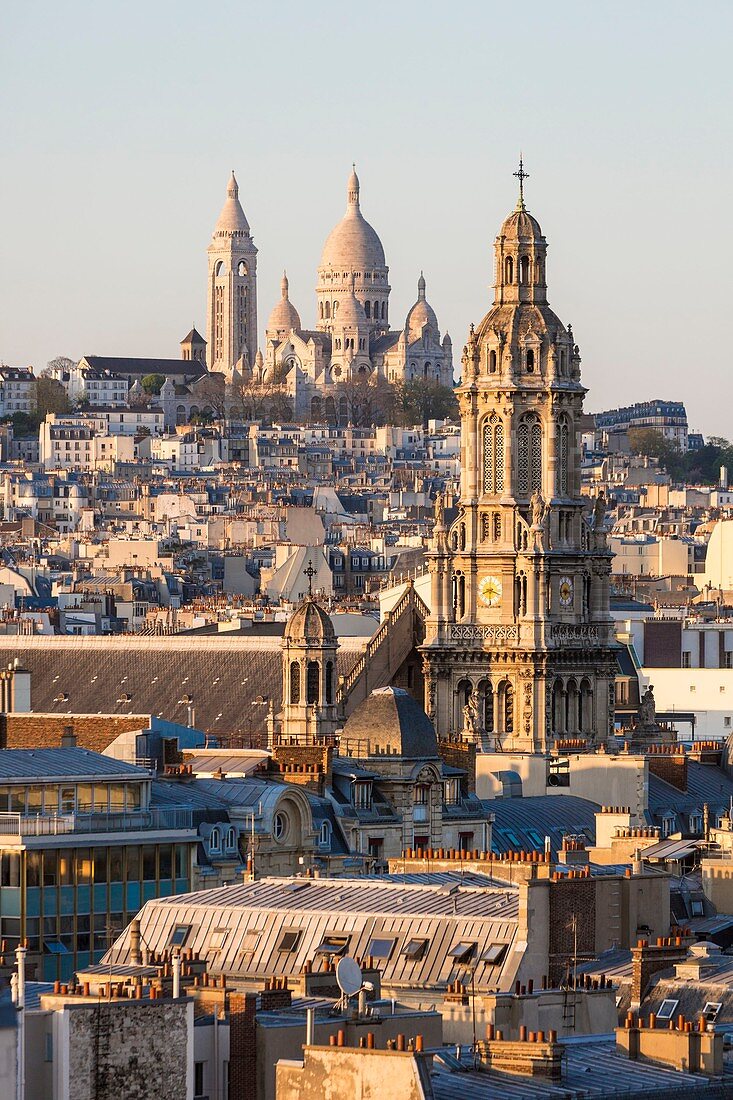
[417,271,426,300]
[213,170,250,236]
[513,154,529,211]
[347,164,360,208]
[281,270,289,299]
[228,170,239,198]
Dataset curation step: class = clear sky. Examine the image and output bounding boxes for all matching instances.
[2,1,732,436]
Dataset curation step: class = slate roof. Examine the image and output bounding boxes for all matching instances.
[82,356,207,380]
[483,795,599,857]
[0,636,364,739]
[648,760,733,831]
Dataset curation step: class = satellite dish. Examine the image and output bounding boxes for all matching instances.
[336,956,362,998]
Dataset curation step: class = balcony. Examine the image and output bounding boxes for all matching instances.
[0,807,193,837]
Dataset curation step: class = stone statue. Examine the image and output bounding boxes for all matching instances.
[593,491,607,529]
[462,690,482,737]
[638,685,656,729]
[531,490,545,529]
[434,491,445,528]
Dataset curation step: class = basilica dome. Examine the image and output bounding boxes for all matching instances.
[267,272,301,334]
[319,168,386,271]
[406,273,439,343]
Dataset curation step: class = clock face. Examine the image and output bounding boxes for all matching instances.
[479,575,502,608]
[559,576,574,608]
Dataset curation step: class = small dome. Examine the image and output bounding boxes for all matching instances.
[213,171,250,237]
[337,274,367,327]
[406,272,439,343]
[342,686,438,758]
[284,596,336,645]
[267,272,301,334]
[320,168,386,271]
[498,207,543,242]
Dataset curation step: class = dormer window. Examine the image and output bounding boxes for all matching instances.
[353,781,372,811]
[209,827,221,853]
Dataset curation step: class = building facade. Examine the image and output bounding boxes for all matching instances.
[422,170,617,751]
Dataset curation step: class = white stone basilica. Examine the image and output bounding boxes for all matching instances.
[421,166,617,752]
[204,167,453,421]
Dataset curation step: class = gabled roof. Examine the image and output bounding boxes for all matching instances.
[81,356,207,380]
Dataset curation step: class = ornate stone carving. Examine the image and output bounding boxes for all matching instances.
[449,624,519,643]
[550,624,600,646]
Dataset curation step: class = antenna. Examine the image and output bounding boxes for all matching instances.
[336,956,362,999]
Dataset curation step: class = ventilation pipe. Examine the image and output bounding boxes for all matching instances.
[172,950,181,999]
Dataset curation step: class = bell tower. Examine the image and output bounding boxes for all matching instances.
[422,163,616,752]
[206,171,258,376]
[281,591,339,741]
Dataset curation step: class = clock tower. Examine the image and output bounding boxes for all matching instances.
[422,163,617,752]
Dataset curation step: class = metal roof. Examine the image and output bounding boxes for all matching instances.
[0,747,149,782]
[105,875,521,995]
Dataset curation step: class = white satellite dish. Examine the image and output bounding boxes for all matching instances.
[336,955,362,998]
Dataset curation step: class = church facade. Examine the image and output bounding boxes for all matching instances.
[204,168,453,421]
[421,167,617,752]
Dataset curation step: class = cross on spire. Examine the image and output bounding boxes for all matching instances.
[303,558,316,596]
[514,155,529,210]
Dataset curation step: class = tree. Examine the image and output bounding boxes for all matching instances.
[389,379,458,427]
[46,356,75,376]
[228,365,288,422]
[34,371,71,418]
[191,373,228,420]
[141,373,166,395]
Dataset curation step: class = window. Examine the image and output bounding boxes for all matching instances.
[169,925,191,948]
[239,930,261,955]
[703,1002,722,1023]
[225,826,237,851]
[314,935,349,956]
[319,821,331,848]
[306,661,320,705]
[208,928,229,951]
[656,999,679,1020]
[517,416,542,495]
[689,814,703,834]
[289,661,301,704]
[353,781,372,810]
[368,837,383,860]
[662,814,676,837]
[726,653,733,670]
[402,938,428,960]
[690,899,704,917]
[447,941,476,963]
[210,827,221,852]
[682,652,691,668]
[480,943,508,965]
[482,415,504,495]
[277,930,302,953]
[274,812,288,842]
[194,1061,205,1098]
[368,937,395,960]
[557,419,569,495]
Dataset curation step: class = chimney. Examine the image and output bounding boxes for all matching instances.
[721,466,728,491]
[61,725,76,749]
[130,919,142,966]
[10,660,31,713]
[631,938,688,1009]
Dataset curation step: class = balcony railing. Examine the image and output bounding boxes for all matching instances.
[0,807,193,837]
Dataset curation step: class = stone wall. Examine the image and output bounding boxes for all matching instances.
[66,1000,189,1100]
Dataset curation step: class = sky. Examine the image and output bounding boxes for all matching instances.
[1,1,732,436]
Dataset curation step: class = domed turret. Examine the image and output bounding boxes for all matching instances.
[266,272,301,339]
[406,273,439,344]
[212,171,251,238]
[341,687,439,759]
[336,273,367,327]
[283,595,336,646]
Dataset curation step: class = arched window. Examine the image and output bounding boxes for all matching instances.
[517,416,542,495]
[325,660,334,705]
[365,301,371,318]
[210,827,221,852]
[553,680,565,734]
[289,661,301,704]
[580,680,593,731]
[557,418,569,496]
[501,682,514,733]
[324,301,331,319]
[215,260,225,277]
[566,680,579,734]
[333,300,339,316]
[536,259,544,284]
[482,681,494,733]
[381,301,386,319]
[482,415,505,494]
[306,661,320,705]
[237,261,247,276]
[319,302,324,319]
[504,256,514,284]
[520,255,530,284]
[226,826,237,851]
[320,821,331,847]
[526,348,535,373]
[489,349,497,373]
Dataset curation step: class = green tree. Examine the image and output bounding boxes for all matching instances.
[34,371,71,418]
[141,373,166,395]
